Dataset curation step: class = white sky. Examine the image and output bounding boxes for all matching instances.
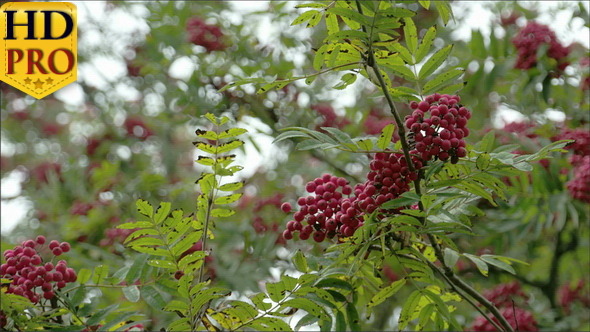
[2,1,589,234]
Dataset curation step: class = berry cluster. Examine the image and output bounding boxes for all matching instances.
[311,104,350,130]
[471,307,538,332]
[100,227,138,248]
[406,93,470,164]
[363,108,396,136]
[558,280,590,314]
[283,94,472,242]
[186,17,225,53]
[472,282,536,331]
[70,201,94,216]
[512,21,570,71]
[124,116,153,140]
[283,153,422,242]
[483,281,528,308]
[30,162,62,184]
[1,236,77,304]
[566,156,590,203]
[552,128,590,166]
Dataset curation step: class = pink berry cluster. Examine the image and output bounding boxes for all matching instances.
[99,227,138,248]
[363,108,398,138]
[566,156,590,203]
[482,281,529,308]
[406,93,470,164]
[311,104,350,130]
[472,282,537,331]
[558,280,590,314]
[552,128,590,166]
[124,116,153,140]
[471,307,538,331]
[512,21,570,71]
[186,17,225,52]
[1,236,77,304]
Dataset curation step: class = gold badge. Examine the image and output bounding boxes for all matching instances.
[1,2,77,99]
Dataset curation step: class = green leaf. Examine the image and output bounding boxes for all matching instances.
[419,44,453,79]
[154,202,171,224]
[123,285,140,302]
[422,68,464,95]
[398,289,422,330]
[403,17,418,54]
[390,43,413,64]
[321,127,357,150]
[86,304,119,326]
[211,208,235,218]
[77,268,92,284]
[248,317,293,331]
[368,278,406,308]
[463,253,488,276]
[443,248,460,268]
[325,12,339,35]
[273,130,312,143]
[292,10,319,26]
[327,7,370,26]
[292,250,309,273]
[377,123,395,150]
[217,140,244,154]
[218,181,244,192]
[214,193,242,205]
[380,195,419,209]
[136,199,153,218]
[434,1,453,25]
[117,221,153,230]
[195,142,216,154]
[147,259,175,270]
[333,72,358,90]
[346,301,361,331]
[307,10,322,28]
[470,30,487,58]
[356,138,374,151]
[217,128,248,140]
[476,153,491,171]
[415,25,436,63]
[480,255,516,274]
[126,254,149,284]
[418,0,430,9]
[295,2,328,9]
[195,129,218,140]
[92,265,110,284]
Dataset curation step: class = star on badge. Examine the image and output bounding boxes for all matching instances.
[46,77,54,85]
[24,77,32,85]
[33,79,44,89]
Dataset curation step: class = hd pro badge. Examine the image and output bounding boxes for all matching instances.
[1,2,77,99]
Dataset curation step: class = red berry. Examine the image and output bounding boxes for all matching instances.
[48,240,59,250]
[281,202,292,213]
[52,248,63,256]
[35,236,46,245]
[59,242,71,253]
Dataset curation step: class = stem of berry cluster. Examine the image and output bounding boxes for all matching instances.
[354,2,515,331]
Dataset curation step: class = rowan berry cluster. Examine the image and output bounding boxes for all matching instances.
[283,153,422,242]
[566,156,590,203]
[99,227,137,248]
[512,21,570,71]
[406,93,470,164]
[483,281,528,308]
[124,116,153,140]
[558,280,590,314]
[1,236,77,304]
[186,17,225,52]
[472,281,537,331]
[552,128,590,166]
[311,104,350,130]
[471,307,538,331]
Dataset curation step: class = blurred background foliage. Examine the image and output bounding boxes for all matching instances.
[1,1,589,330]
